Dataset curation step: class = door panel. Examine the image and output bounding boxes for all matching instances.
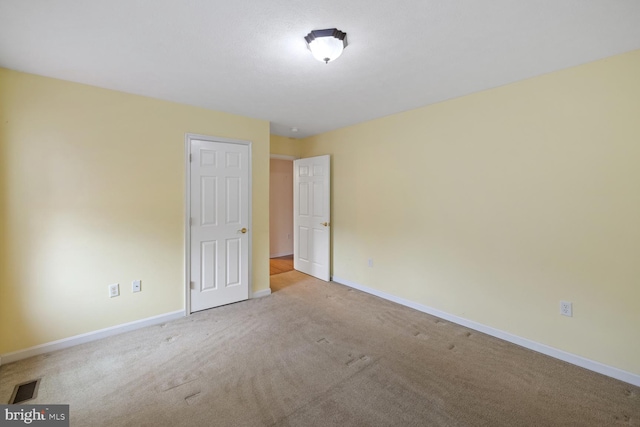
[299,227,309,260]
[190,139,249,312]
[201,240,217,290]
[226,177,241,224]
[299,183,309,215]
[294,155,330,281]
[201,177,217,225]
[313,182,324,216]
[226,237,242,286]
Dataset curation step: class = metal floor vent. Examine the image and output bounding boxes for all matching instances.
[9,379,41,404]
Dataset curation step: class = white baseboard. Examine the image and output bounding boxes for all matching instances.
[270,252,293,259]
[332,276,640,387]
[252,288,271,299]
[0,310,185,366]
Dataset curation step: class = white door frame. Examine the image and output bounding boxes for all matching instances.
[184,133,253,315]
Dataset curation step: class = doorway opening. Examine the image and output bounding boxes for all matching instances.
[269,154,332,292]
[269,155,295,292]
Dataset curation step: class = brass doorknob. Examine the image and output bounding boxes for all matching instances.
[321,222,330,227]
[240,228,247,234]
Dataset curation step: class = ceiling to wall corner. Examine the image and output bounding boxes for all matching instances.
[1,0,639,139]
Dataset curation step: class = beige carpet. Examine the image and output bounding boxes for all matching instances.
[1,271,639,426]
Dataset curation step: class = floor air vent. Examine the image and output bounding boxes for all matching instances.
[9,379,41,404]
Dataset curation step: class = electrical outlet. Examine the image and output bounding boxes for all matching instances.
[132,280,141,293]
[368,258,374,268]
[560,301,572,317]
[109,283,120,298]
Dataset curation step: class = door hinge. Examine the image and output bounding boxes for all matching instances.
[190,281,195,290]
[189,153,192,162]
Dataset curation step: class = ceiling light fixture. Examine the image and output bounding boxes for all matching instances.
[304,28,348,64]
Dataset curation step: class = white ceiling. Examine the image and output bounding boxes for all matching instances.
[1,1,639,139]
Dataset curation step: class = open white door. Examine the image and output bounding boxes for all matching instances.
[189,137,250,312]
[294,155,330,281]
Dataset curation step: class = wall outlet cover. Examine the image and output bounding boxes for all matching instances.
[109,283,120,298]
[560,301,573,317]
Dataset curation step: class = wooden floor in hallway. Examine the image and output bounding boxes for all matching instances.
[270,254,294,275]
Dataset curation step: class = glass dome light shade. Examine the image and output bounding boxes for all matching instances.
[305,29,348,64]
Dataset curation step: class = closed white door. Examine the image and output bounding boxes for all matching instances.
[190,138,250,312]
[294,155,330,281]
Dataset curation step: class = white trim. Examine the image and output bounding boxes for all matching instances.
[251,288,271,299]
[184,137,192,316]
[332,276,640,387]
[185,133,253,314]
[270,154,297,160]
[270,252,293,258]
[0,311,184,366]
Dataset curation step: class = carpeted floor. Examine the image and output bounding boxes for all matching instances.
[1,271,639,426]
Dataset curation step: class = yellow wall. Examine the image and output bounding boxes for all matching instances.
[300,50,640,375]
[0,68,270,355]
[270,134,302,158]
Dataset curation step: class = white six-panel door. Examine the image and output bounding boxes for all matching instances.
[190,138,250,312]
[294,155,330,281]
